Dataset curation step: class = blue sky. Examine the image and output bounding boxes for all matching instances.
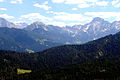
[0,0,120,27]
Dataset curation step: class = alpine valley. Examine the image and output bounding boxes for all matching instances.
[0,17,120,52]
[1,17,120,80]
[1,0,120,79]
[1,28,120,80]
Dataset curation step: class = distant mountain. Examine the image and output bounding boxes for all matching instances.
[0,27,61,52]
[24,21,46,31]
[1,17,120,52]
[64,17,120,43]
[25,22,75,44]
[25,17,120,44]
[0,17,21,28]
[15,22,28,29]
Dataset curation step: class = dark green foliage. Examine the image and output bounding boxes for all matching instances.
[1,55,120,80]
[16,56,120,80]
[1,31,120,79]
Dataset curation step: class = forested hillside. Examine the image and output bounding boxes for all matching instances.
[1,31,120,80]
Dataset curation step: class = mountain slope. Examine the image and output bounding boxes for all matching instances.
[1,31,120,69]
[25,17,120,44]
[25,22,75,44]
[36,31,120,68]
[1,31,120,80]
[15,22,28,29]
[0,17,21,28]
[64,17,120,43]
[1,17,120,52]
[0,27,62,52]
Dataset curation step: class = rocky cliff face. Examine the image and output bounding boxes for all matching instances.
[0,17,21,28]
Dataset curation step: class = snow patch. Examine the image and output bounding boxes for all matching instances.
[83,25,90,32]
[43,27,48,31]
[102,28,107,32]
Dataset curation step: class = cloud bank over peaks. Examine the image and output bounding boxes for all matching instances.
[84,12,120,21]
[20,13,53,22]
[0,14,14,19]
[48,11,92,22]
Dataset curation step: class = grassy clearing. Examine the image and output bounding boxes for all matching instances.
[17,69,32,75]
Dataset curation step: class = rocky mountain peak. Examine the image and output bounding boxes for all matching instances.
[15,22,28,29]
[92,17,104,22]
[0,17,21,28]
[25,21,47,31]
[32,21,46,26]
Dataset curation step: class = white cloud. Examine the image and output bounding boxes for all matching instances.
[72,8,78,10]
[47,11,68,15]
[52,0,64,3]
[33,2,51,10]
[84,12,120,21]
[0,14,14,19]
[20,13,52,22]
[112,0,120,7]
[85,12,120,18]
[0,0,4,2]
[47,21,66,27]
[65,0,97,4]
[112,0,119,5]
[68,23,83,26]
[66,0,109,8]
[54,13,82,21]
[78,3,91,8]
[43,1,48,5]
[49,11,92,22]
[47,21,84,27]
[115,3,120,7]
[0,8,7,11]
[96,1,108,6]
[65,0,93,8]
[10,0,22,4]
[14,21,26,24]
[84,0,97,2]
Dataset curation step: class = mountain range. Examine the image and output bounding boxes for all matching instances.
[0,17,120,52]
[1,28,120,80]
